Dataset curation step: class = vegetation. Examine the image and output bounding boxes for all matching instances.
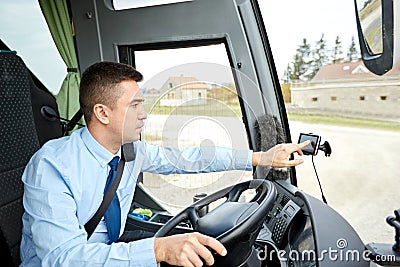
[280,83,291,103]
[283,35,361,83]
[287,38,313,81]
[310,34,329,79]
[347,36,359,62]
[331,36,343,64]
[145,100,242,117]
[287,113,400,132]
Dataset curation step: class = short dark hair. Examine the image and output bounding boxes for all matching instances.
[79,61,143,122]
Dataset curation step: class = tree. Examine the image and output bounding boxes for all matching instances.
[290,38,312,81]
[331,36,343,63]
[283,35,359,82]
[283,64,292,83]
[347,36,359,62]
[309,34,329,79]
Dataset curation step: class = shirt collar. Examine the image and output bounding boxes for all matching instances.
[81,127,121,167]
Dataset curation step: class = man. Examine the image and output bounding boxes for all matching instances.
[20,62,309,267]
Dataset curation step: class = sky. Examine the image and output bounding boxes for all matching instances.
[260,0,359,78]
[0,0,359,94]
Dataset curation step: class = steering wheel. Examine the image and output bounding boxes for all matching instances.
[155,179,277,266]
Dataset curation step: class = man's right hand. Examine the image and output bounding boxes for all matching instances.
[154,232,227,267]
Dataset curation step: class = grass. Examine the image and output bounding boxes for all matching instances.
[144,101,242,117]
[287,113,400,132]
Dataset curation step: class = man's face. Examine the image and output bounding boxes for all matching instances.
[111,80,147,144]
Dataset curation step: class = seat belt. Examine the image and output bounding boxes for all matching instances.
[84,147,126,240]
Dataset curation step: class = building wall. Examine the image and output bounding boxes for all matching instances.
[291,78,400,119]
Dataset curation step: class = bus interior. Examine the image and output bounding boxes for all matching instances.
[1,0,400,266]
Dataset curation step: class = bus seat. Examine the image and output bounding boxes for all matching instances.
[28,66,63,145]
[0,51,63,266]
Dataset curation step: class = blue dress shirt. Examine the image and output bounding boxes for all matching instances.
[20,127,252,267]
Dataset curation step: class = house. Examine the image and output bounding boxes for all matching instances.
[290,61,400,119]
[159,76,208,106]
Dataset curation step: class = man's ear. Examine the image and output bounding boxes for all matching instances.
[93,104,110,125]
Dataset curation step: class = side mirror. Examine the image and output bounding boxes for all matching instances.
[354,0,394,75]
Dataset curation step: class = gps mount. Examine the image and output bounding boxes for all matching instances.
[387,209,400,252]
[318,141,332,157]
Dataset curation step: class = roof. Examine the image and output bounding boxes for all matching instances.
[312,61,400,81]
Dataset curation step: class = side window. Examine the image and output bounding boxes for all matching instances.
[134,44,253,214]
[0,1,65,94]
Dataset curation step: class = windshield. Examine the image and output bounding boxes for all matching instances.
[261,0,400,245]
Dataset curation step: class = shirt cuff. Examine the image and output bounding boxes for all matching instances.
[129,237,157,267]
[233,150,253,171]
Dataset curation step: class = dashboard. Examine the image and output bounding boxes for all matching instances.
[255,180,367,267]
[128,180,368,267]
[255,181,316,267]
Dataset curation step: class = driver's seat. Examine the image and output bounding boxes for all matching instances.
[0,48,63,266]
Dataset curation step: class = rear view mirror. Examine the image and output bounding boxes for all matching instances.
[354,0,394,75]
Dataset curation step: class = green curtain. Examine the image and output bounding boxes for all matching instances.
[39,0,84,130]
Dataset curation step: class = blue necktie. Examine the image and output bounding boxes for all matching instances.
[104,156,121,243]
